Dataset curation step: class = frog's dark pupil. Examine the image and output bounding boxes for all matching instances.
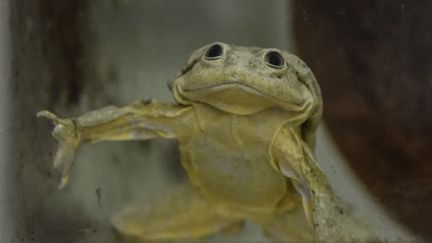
[265,51,284,67]
[205,44,223,59]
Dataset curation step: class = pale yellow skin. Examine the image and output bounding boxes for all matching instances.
[38,43,376,242]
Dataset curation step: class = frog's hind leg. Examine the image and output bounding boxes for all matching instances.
[262,205,314,242]
[112,183,242,241]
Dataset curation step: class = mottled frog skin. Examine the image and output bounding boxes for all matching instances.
[38,43,376,242]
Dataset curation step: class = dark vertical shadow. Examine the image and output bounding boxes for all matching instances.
[9,1,97,242]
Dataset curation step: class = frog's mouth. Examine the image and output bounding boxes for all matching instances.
[183,81,274,98]
[179,81,281,115]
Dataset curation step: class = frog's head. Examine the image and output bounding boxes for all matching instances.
[172,42,322,146]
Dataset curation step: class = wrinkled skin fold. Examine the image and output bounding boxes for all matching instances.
[38,43,376,242]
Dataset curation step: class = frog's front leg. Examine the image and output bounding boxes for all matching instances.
[270,126,377,242]
[38,100,195,189]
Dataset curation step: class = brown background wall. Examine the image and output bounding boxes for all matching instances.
[293,1,432,240]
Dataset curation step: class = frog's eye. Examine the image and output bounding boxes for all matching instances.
[264,51,286,69]
[204,44,224,60]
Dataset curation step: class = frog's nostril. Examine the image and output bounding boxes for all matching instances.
[205,44,224,60]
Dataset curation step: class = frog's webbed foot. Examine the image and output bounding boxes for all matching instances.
[37,110,80,190]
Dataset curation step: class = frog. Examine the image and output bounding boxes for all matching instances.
[38,42,376,242]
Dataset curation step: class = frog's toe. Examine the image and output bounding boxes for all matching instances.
[53,139,79,190]
[58,175,69,190]
[53,153,74,190]
[37,110,61,124]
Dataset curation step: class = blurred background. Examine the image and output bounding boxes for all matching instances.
[0,0,430,242]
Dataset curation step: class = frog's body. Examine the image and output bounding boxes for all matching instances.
[182,105,290,219]
[38,43,376,242]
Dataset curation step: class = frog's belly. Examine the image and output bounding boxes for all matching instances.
[183,144,287,215]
